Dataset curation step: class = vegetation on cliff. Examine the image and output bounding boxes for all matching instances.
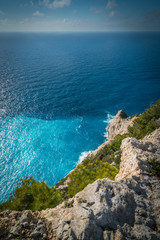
[67,161,118,198]
[0,177,63,211]
[92,133,129,168]
[148,159,160,177]
[0,164,118,212]
[128,99,160,139]
[0,99,159,212]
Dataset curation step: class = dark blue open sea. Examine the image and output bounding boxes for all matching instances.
[0,32,160,202]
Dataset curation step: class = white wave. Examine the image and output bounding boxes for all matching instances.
[103,113,115,140]
[77,151,91,165]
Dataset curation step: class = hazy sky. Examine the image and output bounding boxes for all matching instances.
[0,0,160,32]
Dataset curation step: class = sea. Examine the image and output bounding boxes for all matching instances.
[0,32,160,203]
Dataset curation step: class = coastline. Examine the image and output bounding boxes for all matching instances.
[0,100,160,239]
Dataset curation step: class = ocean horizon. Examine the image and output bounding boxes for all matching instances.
[0,32,160,203]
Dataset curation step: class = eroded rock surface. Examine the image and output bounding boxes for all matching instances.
[39,128,160,240]
[0,210,48,239]
[108,110,136,141]
[90,110,136,156]
[116,128,160,181]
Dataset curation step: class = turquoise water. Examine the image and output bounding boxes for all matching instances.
[0,32,160,202]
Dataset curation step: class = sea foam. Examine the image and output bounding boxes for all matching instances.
[103,113,115,139]
[77,151,91,165]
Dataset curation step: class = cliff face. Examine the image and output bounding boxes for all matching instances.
[1,110,160,240]
[40,127,160,240]
[107,110,136,141]
[89,110,136,156]
[116,129,160,180]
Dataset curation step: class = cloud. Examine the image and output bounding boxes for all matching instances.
[90,7,102,14]
[146,9,160,21]
[30,0,34,6]
[140,9,160,29]
[41,0,71,9]
[20,1,35,8]
[0,10,4,15]
[19,18,29,25]
[106,0,117,10]
[109,11,115,17]
[0,18,9,25]
[33,11,44,17]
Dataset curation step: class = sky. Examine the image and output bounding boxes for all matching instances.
[0,0,160,32]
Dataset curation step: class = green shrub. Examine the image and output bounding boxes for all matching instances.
[67,161,118,198]
[148,159,160,177]
[93,133,129,168]
[78,198,87,204]
[64,200,74,208]
[0,177,63,212]
[128,100,160,139]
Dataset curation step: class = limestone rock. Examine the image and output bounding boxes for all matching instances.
[40,128,160,240]
[41,174,160,239]
[19,212,29,227]
[90,110,136,157]
[10,225,21,236]
[116,128,160,181]
[108,110,136,141]
[0,210,48,239]
[30,230,41,238]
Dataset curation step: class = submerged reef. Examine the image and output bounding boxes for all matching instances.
[0,100,160,239]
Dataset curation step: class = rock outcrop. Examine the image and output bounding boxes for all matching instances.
[40,127,160,240]
[0,112,160,240]
[41,175,160,240]
[0,210,49,239]
[90,110,136,156]
[107,110,136,141]
[116,128,160,180]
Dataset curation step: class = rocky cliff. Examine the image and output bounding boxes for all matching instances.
[40,127,160,240]
[0,109,160,240]
[107,110,137,141]
[89,110,136,156]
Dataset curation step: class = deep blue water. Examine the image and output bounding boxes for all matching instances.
[0,32,160,202]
